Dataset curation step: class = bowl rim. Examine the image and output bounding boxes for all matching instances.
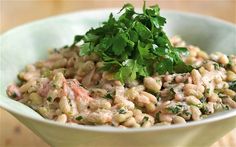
[1,8,236,133]
[1,8,236,35]
[1,103,236,133]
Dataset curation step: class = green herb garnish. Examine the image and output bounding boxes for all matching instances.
[199,97,207,103]
[76,116,83,121]
[226,56,233,69]
[78,83,84,87]
[47,96,52,102]
[72,2,192,83]
[167,105,182,114]
[201,115,208,119]
[213,63,220,70]
[200,104,209,114]
[104,93,113,100]
[233,96,236,102]
[183,109,191,116]
[156,94,161,101]
[222,104,230,110]
[11,92,17,98]
[42,68,51,78]
[141,116,149,126]
[118,109,127,114]
[155,112,160,123]
[228,81,236,91]
[170,88,175,95]
[63,45,69,48]
[218,92,228,99]
[205,88,210,95]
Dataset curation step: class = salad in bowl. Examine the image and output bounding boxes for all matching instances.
[1,2,236,147]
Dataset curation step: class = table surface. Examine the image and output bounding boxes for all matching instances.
[0,0,236,146]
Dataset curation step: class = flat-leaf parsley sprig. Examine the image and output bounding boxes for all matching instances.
[72,2,193,83]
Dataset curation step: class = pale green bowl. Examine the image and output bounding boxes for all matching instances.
[0,9,236,147]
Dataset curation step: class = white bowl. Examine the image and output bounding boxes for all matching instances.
[0,9,236,147]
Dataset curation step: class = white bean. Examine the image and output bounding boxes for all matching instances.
[123,117,140,128]
[218,54,229,65]
[223,98,236,108]
[208,93,220,103]
[190,106,202,121]
[191,69,202,85]
[56,114,67,123]
[125,87,139,100]
[144,77,162,93]
[227,71,236,81]
[19,81,36,93]
[159,113,173,123]
[145,103,156,113]
[172,116,186,124]
[113,111,133,123]
[186,96,201,105]
[59,96,71,114]
[29,92,42,105]
[140,91,157,103]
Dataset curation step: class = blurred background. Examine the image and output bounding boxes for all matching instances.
[0,0,236,146]
[1,0,236,32]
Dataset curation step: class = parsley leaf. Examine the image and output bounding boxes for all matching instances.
[134,21,152,39]
[104,93,113,100]
[76,116,83,121]
[229,81,236,91]
[167,105,182,114]
[47,97,52,102]
[118,109,127,114]
[155,112,160,123]
[72,35,83,46]
[71,2,193,83]
[141,116,149,126]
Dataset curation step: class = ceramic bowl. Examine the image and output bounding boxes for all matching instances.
[0,9,236,147]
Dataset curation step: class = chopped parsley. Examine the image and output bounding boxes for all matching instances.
[222,105,230,111]
[201,115,208,119]
[104,93,113,100]
[169,88,175,99]
[156,94,161,101]
[195,103,204,109]
[42,69,51,77]
[168,103,192,116]
[213,63,220,70]
[199,97,207,103]
[167,105,182,114]
[155,112,160,123]
[141,116,149,126]
[200,104,210,114]
[76,116,83,121]
[183,109,192,116]
[68,98,72,107]
[233,96,236,102]
[205,88,210,95]
[228,81,236,91]
[52,84,57,88]
[47,96,52,102]
[12,92,17,98]
[218,93,228,99]
[118,109,127,114]
[79,83,84,88]
[71,2,192,83]
[63,45,69,48]
[226,56,233,69]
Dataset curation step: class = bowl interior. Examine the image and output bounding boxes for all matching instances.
[0,9,236,122]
